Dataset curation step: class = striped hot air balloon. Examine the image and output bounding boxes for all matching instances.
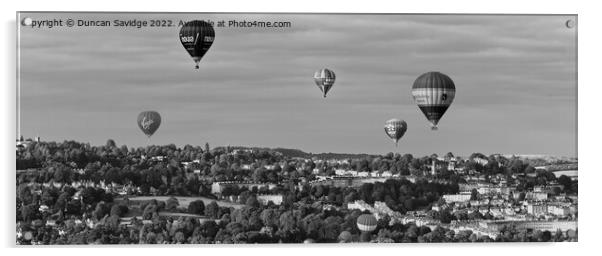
[179,20,215,69]
[384,119,408,147]
[356,214,377,232]
[356,214,377,242]
[313,68,336,98]
[411,71,456,130]
[137,111,161,138]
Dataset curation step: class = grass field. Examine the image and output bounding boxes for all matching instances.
[116,196,245,210]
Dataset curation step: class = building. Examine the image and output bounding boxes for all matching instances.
[473,157,489,166]
[211,181,276,195]
[526,192,548,201]
[443,193,472,203]
[257,194,284,205]
[526,203,548,216]
[548,205,570,216]
[447,159,457,171]
[483,220,577,233]
[347,200,371,212]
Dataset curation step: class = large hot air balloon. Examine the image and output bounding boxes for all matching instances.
[384,119,407,147]
[137,111,161,138]
[313,68,336,98]
[356,214,377,232]
[179,20,215,69]
[411,71,456,130]
[356,214,377,242]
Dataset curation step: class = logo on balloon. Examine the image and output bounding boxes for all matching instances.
[141,117,154,130]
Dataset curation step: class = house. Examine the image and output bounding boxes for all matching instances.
[257,194,284,205]
[39,205,50,213]
[526,203,548,216]
[357,171,370,177]
[45,220,57,227]
[526,191,548,201]
[443,193,472,203]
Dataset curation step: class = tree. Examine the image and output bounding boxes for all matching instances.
[93,202,108,220]
[17,184,33,205]
[260,208,280,228]
[246,195,261,208]
[205,201,219,219]
[21,204,38,222]
[470,188,479,201]
[110,204,128,217]
[445,152,454,159]
[188,200,205,215]
[253,167,268,183]
[106,139,117,148]
[558,175,572,192]
[319,216,343,242]
[439,209,455,224]
[142,204,157,220]
[165,197,179,211]
[53,165,72,183]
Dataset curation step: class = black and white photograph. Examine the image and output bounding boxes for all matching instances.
[14,11,578,246]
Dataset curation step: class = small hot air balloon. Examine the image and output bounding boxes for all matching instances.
[303,238,316,244]
[338,231,353,243]
[137,111,161,138]
[313,68,336,98]
[384,119,407,147]
[23,231,33,241]
[179,20,215,69]
[411,71,456,130]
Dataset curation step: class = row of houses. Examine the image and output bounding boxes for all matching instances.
[219,193,284,206]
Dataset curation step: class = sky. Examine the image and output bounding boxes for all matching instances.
[18,13,577,157]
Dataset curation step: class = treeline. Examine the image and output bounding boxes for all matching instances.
[17,197,576,245]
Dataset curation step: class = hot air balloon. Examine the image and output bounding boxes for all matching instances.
[411,71,456,130]
[137,111,161,138]
[313,68,336,98]
[179,20,215,69]
[338,231,353,243]
[356,214,377,242]
[303,238,316,244]
[23,231,33,241]
[384,119,407,147]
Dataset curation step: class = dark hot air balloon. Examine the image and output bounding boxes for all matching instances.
[137,111,161,138]
[411,71,456,130]
[179,20,215,69]
[313,68,336,98]
[384,119,407,147]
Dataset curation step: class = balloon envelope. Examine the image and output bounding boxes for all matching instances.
[137,111,161,137]
[23,231,33,241]
[313,68,336,98]
[179,20,215,69]
[411,71,456,130]
[356,214,377,232]
[303,238,316,244]
[384,119,407,146]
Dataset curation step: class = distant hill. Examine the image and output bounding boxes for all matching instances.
[221,146,377,160]
[502,154,577,161]
[502,154,577,165]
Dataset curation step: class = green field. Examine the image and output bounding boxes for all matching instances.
[116,196,245,210]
